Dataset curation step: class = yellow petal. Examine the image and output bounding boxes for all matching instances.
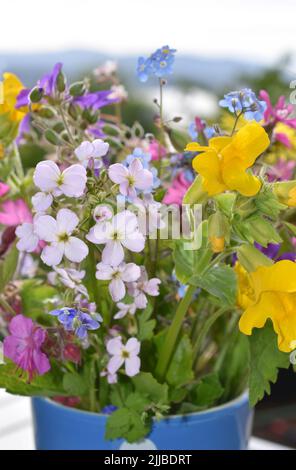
[250,260,296,299]
[185,142,209,152]
[192,150,227,195]
[208,136,232,152]
[222,122,270,167]
[288,186,296,207]
[221,160,262,196]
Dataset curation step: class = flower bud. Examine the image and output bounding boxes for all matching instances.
[38,107,55,119]
[208,211,229,253]
[237,244,273,273]
[44,129,62,146]
[69,81,86,97]
[273,180,296,207]
[244,216,282,246]
[56,72,66,93]
[68,103,78,120]
[29,87,43,103]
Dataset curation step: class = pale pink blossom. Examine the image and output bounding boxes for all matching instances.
[114,302,137,320]
[33,161,87,198]
[148,139,167,161]
[74,139,109,169]
[108,159,153,200]
[86,210,145,266]
[96,262,140,302]
[128,267,161,309]
[100,369,118,384]
[16,219,39,253]
[0,199,32,227]
[163,171,191,206]
[53,267,89,298]
[34,208,89,266]
[108,85,128,102]
[94,61,117,79]
[93,205,113,223]
[31,192,53,213]
[107,336,141,377]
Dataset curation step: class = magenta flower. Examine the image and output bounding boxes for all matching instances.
[0,199,32,227]
[148,140,167,161]
[260,90,296,129]
[267,158,296,182]
[3,315,50,380]
[0,182,10,198]
[163,171,191,206]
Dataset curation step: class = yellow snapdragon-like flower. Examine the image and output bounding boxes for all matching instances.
[237,260,296,352]
[0,73,26,122]
[185,122,270,197]
[273,180,296,207]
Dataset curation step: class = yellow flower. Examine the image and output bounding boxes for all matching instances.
[0,73,26,122]
[185,122,270,197]
[238,260,296,352]
[273,180,296,207]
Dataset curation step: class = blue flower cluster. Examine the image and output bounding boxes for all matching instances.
[137,45,176,82]
[49,307,102,339]
[188,121,216,141]
[219,89,266,122]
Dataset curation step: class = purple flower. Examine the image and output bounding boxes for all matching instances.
[255,242,296,263]
[3,315,50,380]
[73,90,119,110]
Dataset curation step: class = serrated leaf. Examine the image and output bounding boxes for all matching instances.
[190,264,237,306]
[0,362,64,396]
[138,303,156,341]
[132,372,168,405]
[248,320,290,407]
[125,392,150,412]
[0,242,18,292]
[105,407,149,443]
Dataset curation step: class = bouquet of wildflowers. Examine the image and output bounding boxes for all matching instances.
[0,46,295,443]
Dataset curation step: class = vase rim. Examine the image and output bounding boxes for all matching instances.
[35,390,249,420]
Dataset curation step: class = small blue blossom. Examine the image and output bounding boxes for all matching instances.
[124,148,151,169]
[49,307,102,339]
[219,89,266,122]
[188,121,216,141]
[102,405,118,414]
[136,46,176,82]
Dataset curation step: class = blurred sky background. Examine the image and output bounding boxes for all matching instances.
[0,0,295,125]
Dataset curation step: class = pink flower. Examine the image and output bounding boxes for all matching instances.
[107,336,141,377]
[0,199,32,226]
[260,90,296,130]
[108,159,153,200]
[0,182,10,197]
[3,315,50,380]
[163,172,191,206]
[267,158,296,182]
[127,267,161,309]
[148,140,167,161]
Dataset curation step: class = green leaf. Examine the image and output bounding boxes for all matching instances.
[173,240,195,284]
[125,392,150,412]
[248,320,290,407]
[166,334,193,387]
[63,372,88,396]
[105,408,149,443]
[20,280,58,321]
[183,175,207,205]
[214,193,237,217]
[0,242,18,293]
[132,372,168,405]
[0,362,65,396]
[191,372,224,408]
[137,303,156,341]
[284,221,296,237]
[190,264,237,306]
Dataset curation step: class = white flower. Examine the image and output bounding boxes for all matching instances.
[15,218,40,253]
[94,60,117,79]
[54,267,89,298]
[128,267,161,309]
[107,336,141,377]
[34,208,89,266]
[0,341,5,365]
[20,254,38,278]
[108,85,128,102]
[114,302,137,320]
[86,210,145,266]
[33,161,87,198]
[134,194,166,236]
[96,262,140,302]
[74,139,109,169]
[31,192,53,213]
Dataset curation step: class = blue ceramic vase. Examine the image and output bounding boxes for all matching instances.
[32,392,252,450]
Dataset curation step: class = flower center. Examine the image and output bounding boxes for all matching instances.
[127,175,135,187]
[121,349,130,359]
[58,232,69,242]
[56,174,64,186]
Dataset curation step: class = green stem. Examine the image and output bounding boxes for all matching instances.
[0,296,17,316]
[155,284,196,382]
[193,307,227,366]
[58,104,76,146]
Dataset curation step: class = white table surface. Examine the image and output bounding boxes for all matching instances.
[0,389,291,450]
